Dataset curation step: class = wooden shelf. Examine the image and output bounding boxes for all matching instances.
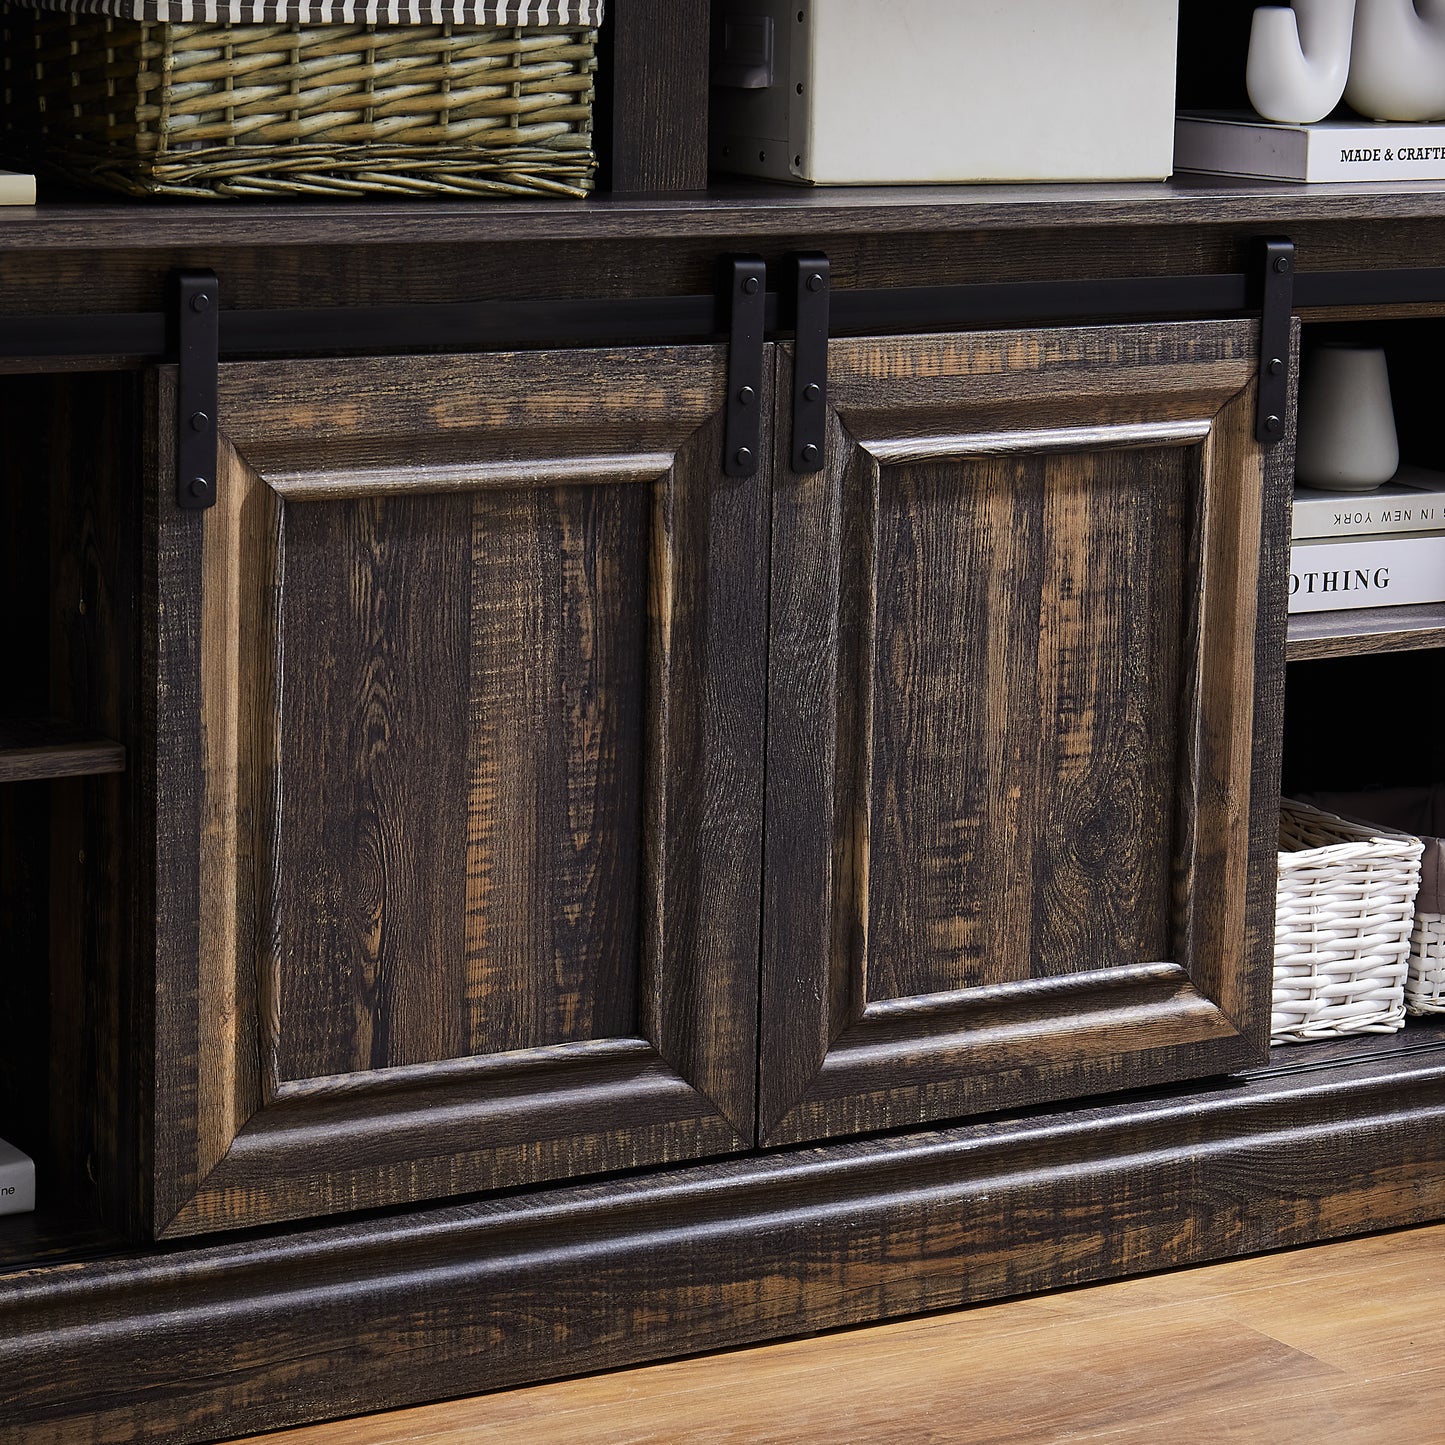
[0,719,125,784]
[3,1019,1444,1442]
[0,1204,121,1274]
[1286,602,1445,661]
[11,175,1445,251]
[1260,1014,1445,1071]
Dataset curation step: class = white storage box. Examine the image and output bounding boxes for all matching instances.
[710,0,1180,184]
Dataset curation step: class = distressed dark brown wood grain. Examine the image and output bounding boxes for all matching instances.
[2,1025,1444,1445]
[10,162,1445,1445]
[277,493,472,1078]
[760,321,1290,1145]
[463,485,647,1056]
[10,181,1445,253]
[863,446,1188,1000]
[0,721,124,783]
[8,219,1445,382]
[149,345,770,1236]
[595,0,709,192]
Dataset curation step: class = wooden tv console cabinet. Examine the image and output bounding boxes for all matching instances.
[4,180,1445,1442]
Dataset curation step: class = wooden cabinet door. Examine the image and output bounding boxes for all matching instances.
[760,322,1290,1146]
[148,346,769,1237]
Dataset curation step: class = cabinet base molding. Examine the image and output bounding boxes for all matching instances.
[3,1028,1443,1445]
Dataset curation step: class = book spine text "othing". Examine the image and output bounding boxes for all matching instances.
[1289,567,1390,595]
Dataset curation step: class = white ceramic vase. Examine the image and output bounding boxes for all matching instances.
[1248,0,1445,124]
[1345,0,1445,121]
[1295,344,1400,491]
[1247,0,1357,123]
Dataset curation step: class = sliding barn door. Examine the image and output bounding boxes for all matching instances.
[760,321,1290,1145]
[149,345,770,1236]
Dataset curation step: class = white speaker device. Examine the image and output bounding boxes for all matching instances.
[710,0,1181,185]
[0,1137,36,1216]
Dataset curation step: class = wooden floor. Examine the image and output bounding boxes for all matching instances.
[243,1224,1445,1444]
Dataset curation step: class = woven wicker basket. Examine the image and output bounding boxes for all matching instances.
[1409,911,1445,1013]
[1402,823,1445,1015]
[0,0,601,198]
[1273,797,1422,1044]
[1297,788,1445,1017]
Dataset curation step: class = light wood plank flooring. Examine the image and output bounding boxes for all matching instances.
[242,1223,1445,1444]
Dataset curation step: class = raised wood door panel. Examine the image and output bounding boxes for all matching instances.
[761,321,1291,1146]
[148,345,770,1237]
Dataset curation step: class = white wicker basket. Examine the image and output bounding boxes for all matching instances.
[1273,798,1422,1044]
[1408,892,1445,1014]
[1296,789,1445,1018]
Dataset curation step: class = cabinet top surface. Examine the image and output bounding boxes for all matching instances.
[11,176,1445,250]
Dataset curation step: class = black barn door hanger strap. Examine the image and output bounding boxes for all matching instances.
[175,269,219,511]
[724,257,767,477]
[791,253,829,473]
[166,246,1291,503]
[1258,238,1295,447]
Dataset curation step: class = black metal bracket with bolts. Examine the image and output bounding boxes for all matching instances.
[723,257,767,477]
[791,254,830,474]
[1257,239,1296,447]
[22,237,1445,491]
[174,270,219,512]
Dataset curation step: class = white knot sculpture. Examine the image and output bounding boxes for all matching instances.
[1348,0,1445,120]
[1247,0,1356,123]
[1247,0,1445,123]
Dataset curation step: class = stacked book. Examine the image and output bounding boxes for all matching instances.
[0,1137,35,1216]
[1291,466,1445,613]
[0,170,35,205]
[1176,112,1445,183]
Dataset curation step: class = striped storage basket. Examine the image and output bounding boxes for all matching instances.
[0,0,601,197]
[1273,797,1422,1044]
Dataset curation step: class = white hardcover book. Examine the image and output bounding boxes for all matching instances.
[1290,530,1445,613]
[1175,112,1445,183]
[0,1137,36,1216]
[0,170,36,205]
[1293,466,1445,540]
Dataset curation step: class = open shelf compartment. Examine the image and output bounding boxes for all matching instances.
[1288,601,1445,661]
[1286,315,1445,663]
[0,718,124,784]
